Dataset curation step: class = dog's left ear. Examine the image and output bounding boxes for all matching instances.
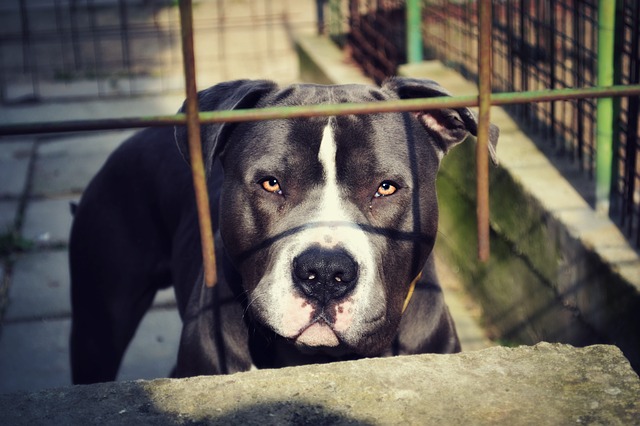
[174,79,278,171]
[382,77,499,164]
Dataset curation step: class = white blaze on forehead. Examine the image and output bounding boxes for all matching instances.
[317,120,341,220]
[318,121,338,192]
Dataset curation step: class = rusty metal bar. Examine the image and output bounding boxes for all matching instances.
[476,0,492,262]
[2,85,640,136]
[179,0,217,288]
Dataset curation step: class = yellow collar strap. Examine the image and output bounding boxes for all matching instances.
[401,271,422,314]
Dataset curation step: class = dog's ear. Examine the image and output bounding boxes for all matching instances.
[382,77,499,164]
[174,79,278,170]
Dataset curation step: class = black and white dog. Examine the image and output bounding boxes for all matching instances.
[69,78,498,384]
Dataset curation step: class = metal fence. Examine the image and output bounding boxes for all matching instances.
[615,0,640,247]
[344,0,640,248]
[1,0,639,255]
[347,0,406,83]
[0,0,311,103]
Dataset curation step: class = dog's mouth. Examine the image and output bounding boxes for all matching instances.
[295,320,339,347]
[291,313,344,353]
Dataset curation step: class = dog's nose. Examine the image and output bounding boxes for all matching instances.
[293,248,358,304]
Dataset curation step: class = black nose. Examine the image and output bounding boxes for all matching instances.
[293,247,358,304]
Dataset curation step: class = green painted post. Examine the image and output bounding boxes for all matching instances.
[596,0,616,215]
[407,0,423,63]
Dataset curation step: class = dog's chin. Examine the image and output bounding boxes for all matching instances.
[296,322,339,347]
[292,322,350,356]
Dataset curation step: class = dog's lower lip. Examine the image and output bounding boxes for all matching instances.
[294,320,340,348]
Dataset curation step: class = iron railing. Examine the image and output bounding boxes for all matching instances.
[613,0,640,246]
[344,0,640,248]
[2,0,640,261]
[0,0,310,103]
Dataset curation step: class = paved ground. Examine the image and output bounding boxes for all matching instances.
[0,123,182,393]
[0,1,492,395]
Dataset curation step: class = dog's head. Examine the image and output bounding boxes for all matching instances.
[175,79,498,357]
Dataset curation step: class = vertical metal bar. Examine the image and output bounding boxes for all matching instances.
[329,0,343,41]
[317,0,326,35]
[406,0,423,63]
[547,0,557,143]
[266,0,275,57]
[19,0,38,97]
[507,0,515,91]
[217,0,227,79]
[118,0,133,94]
[574,2,584,163]
[621,0,639,242]
[610,0,626,219]
[69,0,82,71]
[518,0,526,118]
[19,0,30,74]
[88,0,105,97]
[179,0,217,287]
[0,36,5,102]
[54,0,69,82]
[443,0,450,65]
[596,0,616,215]
[477,0,492,262]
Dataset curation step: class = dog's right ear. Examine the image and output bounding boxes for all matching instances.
[174,79,278,171]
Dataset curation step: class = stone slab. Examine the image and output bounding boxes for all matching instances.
[0,308,181,395]
[434,252,493,352]
[4,250,70,321]
[0,200,19,232]
[1,344,638,425]
[0,317,71,394]
[0,138,34,198]
[118,308,182,383]
[21,196,76,245]
[295,34,371,85]
[152,287,178,309]
[5,247,175,321]
[0,95,185,126]
[31,131,135,197]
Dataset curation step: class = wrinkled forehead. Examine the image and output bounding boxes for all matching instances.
[257,83,395,107]
[227,116,415,172]
[223,84,421,173]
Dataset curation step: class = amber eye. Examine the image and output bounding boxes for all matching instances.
[375,181,398,198]
[259,177,283,195]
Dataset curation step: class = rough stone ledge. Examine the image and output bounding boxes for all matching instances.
[1,343,638,425]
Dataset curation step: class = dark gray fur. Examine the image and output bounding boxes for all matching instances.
[69,78,498,383]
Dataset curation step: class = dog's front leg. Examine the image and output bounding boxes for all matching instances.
[174,271,253,377]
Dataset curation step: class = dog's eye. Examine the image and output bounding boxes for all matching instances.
[259,177,283,195]
[374,181,398,198]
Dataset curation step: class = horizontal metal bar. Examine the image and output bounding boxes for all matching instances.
[1,84,639,136]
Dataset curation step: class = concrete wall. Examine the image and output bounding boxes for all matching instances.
[295,35,640,371]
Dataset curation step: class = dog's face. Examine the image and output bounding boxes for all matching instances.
[176,79,498,358]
